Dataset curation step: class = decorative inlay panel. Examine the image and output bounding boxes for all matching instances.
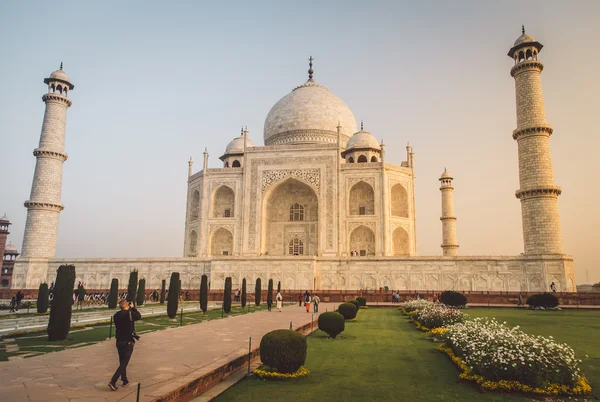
[348,221,376,232]
[261,169,320,193]
[209,224,235,234]
[347,176,375,188]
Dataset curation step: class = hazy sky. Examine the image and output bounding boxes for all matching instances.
[1,1,598,284]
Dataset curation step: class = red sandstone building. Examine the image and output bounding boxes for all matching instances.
[0,214,18,288]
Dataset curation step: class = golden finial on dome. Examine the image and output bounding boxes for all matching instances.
[308,56,314,80]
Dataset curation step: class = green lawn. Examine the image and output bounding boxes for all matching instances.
[0,303,276,361]
[216,307,600,402]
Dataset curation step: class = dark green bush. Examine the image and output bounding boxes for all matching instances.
[200,275,208,313]
[167,272,180,318]
[47,265,76,341]
[349,299,360,312]
[160,279,166,304]
[440,290,467,307]
[318,312,345,338]
[255,278,261,306]
[37,283,49,314]
[136,278,146,306]
[260,329,307,373]
[267,279,273,309]
[338,302,358,319]
[241,278,247,308]
[527,293,559,308]
[126,270,138,302]
[356,296,367,307]
[108,278,119,309]
[223,277,232,313]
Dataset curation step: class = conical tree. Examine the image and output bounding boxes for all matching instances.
[37,283,49,314]
[200,274,208,314]
[277,281,281,293]
[108,278,119,309]
[160,279,166,304]
[223,277,232,313]
[241,278,247,308]
[126,270,138,302]
[167,272,180,319]
[267,279,273,310]
[47,265,76,341]
[136,278,146,306]
[255,278,261,306]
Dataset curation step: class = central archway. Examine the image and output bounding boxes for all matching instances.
[261,178,318,256]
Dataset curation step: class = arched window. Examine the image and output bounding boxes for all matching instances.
[357,155,367,163]
[391,184,409,217]
[51,84,55,93]
[349,181,375,215]
[232,160,241,167]
[190,190,200,220]
[289,203,304,221]
[1,279,8,287]
[288,238,304,255]
[518,51,525,62]
[212,185,235,218]
[526,49,532,60]
[56,84,63,94]
[370,156,378,162]
[224,161,229,167]
[348,156,354,163]
[64,88,68,96]
[189,230,198,255]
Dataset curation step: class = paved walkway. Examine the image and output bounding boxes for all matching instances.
[0,303,335,402]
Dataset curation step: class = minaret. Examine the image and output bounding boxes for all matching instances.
[21,64,74,258]
[439,169,458,256]
[0,214,10,261]
[188,157,193,177]
[508,27,563,255]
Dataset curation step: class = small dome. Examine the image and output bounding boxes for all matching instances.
[440,169,453,179]
[345,130,381,151]
[0,213,8,222]
[49,68,71,83]
[513,33,537,47]
[224,135,255,155]
[4,243,17,253]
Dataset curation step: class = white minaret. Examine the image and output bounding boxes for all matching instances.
[439,168,458,256]
[21,64,74,258]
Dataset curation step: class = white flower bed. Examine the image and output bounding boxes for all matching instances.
[440,318,583,388]
[414,303,465,329]
[400,299,433,312]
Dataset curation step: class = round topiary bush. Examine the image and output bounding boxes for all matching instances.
[318,312,345,338]
[356,296,367,307]
[527,293,559,308]
[338,302,358,319]
[349,299,360,312]
[260,329,307,373]
[440,290,467,307]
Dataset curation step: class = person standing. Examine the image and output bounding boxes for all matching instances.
[305,292,311,313]
[313,294,320,313]
[517,293,523,307]
[109,300,141,391]
[15,290,24,311]
[276,291,283,312]
[550,282,557,293]
[298,293,302,307]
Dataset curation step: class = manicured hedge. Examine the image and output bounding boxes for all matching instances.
[267,279,274,309]
[440,290,467,307]
[260,329,307,373]
[160,279,166,304]
[108,278,119,309]
[356,296,367,307]
[241,278,247,308]
[167,272,180,319]
[255,278,261,306]
[349,300,360,312]
[338,302,358,320]
[126,270,138,302]
[37,283,49,314]
[47,265,76,341]
[223,277,232,313]
[318,312,345,338]
[136,278,146,306]
[527,293,559,308]
[200,274,208,313]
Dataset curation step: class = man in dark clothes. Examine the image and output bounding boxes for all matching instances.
[109,300,141,391]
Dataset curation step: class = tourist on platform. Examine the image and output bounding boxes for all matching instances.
[313,294,320,313]
[276,291,283,312]
[9,296,16,313]
[550,282,557,293]
[517,293,523,307]
[305,292,311,312]
[298,293,302,307]
[15,290,24,311]
[185,291,190,301]
[234,289,240,302]
[109,300,141,391]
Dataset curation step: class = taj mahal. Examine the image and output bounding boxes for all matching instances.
[11,30,577,292]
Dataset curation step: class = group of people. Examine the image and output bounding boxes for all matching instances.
[8,290,25,312]
[298,291,320,313]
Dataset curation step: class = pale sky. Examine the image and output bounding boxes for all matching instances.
[1,1,598,284]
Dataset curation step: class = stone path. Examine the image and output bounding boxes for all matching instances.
[0,302,335,402]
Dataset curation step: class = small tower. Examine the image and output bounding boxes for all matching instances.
[0,214,10,263]
[188,157,193,177]
[21,64,74,258]
[508,28,563,255]
[439,169,458,256]
[2,242,19,288]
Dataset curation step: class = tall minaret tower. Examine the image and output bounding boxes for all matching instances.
[508,28,563,255]
[21,64,74,258]
[439,169,458,256]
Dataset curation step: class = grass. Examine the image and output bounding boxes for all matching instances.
[0,302,277,361]
[215,307,600,402]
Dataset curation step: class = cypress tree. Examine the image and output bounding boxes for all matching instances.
[47,265,76,341]
[277,281,281,293]
[223,277,232,313]
[241,278,247,308]
[167,272,180,319]
[200,274,208,314]
[267,279,273,310]
[160,279,166,304]
[126,270,138,302]
[37,283,49,314]
[255,278,261,306]
[136,278,146,306]
[108,278,119,309]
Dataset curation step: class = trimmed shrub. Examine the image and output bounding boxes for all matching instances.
[338,302,358,320]
[241,278,247,308]
[527,293,559,308]
[167,272,180,319]
[223,277,232,313]
[136,278,146,306]
[108,278,119,309]
[126,270,138,302]
[440,290,467,307]
[160,279,166,304]
[200,274,208,313]
[255,278,261,306]
[267,279,273,309]
[277,281,281,293]
[37,283,49,314]
[356,296,367,307]
[318,312,345,338]
[260,329,307,373]
[349,299,360,312]
[47,265,76,341]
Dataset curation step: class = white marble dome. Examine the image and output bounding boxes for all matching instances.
[514,33,536,46]
[225,135,255,154]
[346,130,380,151]
[263,80,357,146]
[4,243,17,253]
[50,68,71,82]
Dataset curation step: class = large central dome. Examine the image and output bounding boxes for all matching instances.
[263,68,357,146]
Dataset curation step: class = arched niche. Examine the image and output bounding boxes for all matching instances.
[349,181,374,215]
[212,185,235,218]
[210,227,233,256]
[190,190,200,220]
[349,225,375,256]
[392,226,409,256]
[390,184,409,217]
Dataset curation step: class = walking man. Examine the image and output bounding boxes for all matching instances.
[313,294,320,313]
[550,282,557,293]
[109,300,141,391]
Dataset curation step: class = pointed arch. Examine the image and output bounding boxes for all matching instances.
[189,230,198,256]
[349,225,375,256]
[392,226,409,256]
[212,185,235,218]
[190,190,200,220]
[357,155,367,163]
[210,227,233,256]
[391,184,409,217]
[232,160,241,167]
[370,155,378,162]
[349,181,374,215]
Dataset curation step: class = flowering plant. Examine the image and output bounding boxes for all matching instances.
[413,303,465,329]
[400,299,433,313]
[254,365,310,380]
